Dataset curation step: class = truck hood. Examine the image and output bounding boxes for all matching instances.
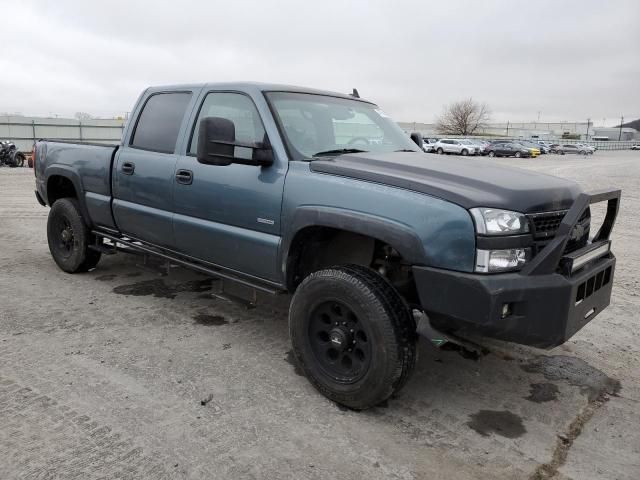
[309,152,582,213]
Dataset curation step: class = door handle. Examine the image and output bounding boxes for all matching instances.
[121,162,135,175]
[175,169,193,185]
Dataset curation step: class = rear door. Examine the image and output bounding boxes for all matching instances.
[112,90,197,248]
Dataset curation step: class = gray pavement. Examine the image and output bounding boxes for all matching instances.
[0,151,638,479]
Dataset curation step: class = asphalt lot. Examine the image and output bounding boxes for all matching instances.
[1,151,639,479]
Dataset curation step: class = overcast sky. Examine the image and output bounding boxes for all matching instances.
[2,0,639,125]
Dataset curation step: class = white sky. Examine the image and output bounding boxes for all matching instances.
[2,0,639,125]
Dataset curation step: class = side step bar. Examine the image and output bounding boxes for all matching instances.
[92,230,284,295]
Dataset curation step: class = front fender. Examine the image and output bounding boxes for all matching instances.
[280,206,428,276]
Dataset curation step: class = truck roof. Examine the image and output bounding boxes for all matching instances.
[145,82,374,104]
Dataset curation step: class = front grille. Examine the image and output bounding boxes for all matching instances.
[527,208,591,255]
[529,210,567,239]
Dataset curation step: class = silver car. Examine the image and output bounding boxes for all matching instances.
[434,139,479,156]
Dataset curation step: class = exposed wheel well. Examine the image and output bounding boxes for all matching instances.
[285,226,418,305]
[47,175,77,205]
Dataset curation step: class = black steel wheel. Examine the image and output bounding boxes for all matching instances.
[289,265,417,410]
[47,198,101,273]
[308,300,373,384]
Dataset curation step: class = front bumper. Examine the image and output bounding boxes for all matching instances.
[413,188,621,349]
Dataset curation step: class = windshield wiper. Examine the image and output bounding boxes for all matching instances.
[311,148,368,158]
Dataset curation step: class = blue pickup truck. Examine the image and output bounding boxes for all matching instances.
[33,83,620,409]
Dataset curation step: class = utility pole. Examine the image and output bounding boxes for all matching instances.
[586,118,591,140]
[619,115,624,141]
[506,121,509,137]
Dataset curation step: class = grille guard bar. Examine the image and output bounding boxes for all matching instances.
[521,188,621,276]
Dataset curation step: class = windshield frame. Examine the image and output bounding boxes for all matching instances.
[263,90,420,161]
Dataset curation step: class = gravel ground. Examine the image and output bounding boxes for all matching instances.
[0,151,639,479]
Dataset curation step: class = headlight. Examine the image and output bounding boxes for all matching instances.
[470,208,530,235]
[475,248,530,273]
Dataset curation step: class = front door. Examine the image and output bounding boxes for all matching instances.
[113,91,195,248]
[172,91,286,282]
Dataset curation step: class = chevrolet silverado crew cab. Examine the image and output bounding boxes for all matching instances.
[33,83,620,409]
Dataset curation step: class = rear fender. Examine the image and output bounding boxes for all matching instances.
[44,166,93,226]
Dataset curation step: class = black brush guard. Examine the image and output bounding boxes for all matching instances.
[413,189,621,348]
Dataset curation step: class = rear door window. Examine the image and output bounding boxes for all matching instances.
[131,92,193,153]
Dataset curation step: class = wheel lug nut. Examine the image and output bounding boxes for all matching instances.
[348,349,352,352]
[352,340,356,344]
[342,322,346,326]
[335,322,339,326]
[350,329,354,333]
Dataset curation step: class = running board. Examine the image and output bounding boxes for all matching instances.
[92,230,284,295]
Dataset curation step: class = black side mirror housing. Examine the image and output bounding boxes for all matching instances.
[196,116,274,167]
[410,132,423,148]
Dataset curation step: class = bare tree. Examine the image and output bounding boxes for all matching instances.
[436,98,490,135]
[74,112,93,121]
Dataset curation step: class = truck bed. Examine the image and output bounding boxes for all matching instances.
[35,140,119,230]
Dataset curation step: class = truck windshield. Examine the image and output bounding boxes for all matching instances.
[265,92,420,160]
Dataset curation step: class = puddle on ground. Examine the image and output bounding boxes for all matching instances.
[95,274,117,281]
[193,314,228,326]
[112,278,214,299]
[526,383,560,403]
[285,350,304,376]
[467,410,526,438]
[520,355,621,401]
[440,342,486,361]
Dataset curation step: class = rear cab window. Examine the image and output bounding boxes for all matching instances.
[130,92,193,153]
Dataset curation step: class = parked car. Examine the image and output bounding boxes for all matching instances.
[422,137,438,153]
[485,142,532,158]
[562,144,591,155]
[548,143,565,154]
[434,139,480,156]
[631,144,640,150]
[575,143,596,154]
[490,140,539,158]
[461,139,490,155]
[516,140,545,155]
[33,81,621,410]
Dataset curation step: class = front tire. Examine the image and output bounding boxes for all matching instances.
[488,151,495,157]
[461,149,468,156]
[47,198,101,273]
[515,151,522,158]
[437,148,444,154]
[289,265,417,410]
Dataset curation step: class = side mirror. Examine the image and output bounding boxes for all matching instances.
[197,116,273,167]
[410,132,423,148]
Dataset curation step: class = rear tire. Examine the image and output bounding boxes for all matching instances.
[515,151,522,158]
[47,198,101,273]
[15,152,25,167]
[289,265,417,410]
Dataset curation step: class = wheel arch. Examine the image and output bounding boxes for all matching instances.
[281,206,427,291]
[45,167,92,226]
